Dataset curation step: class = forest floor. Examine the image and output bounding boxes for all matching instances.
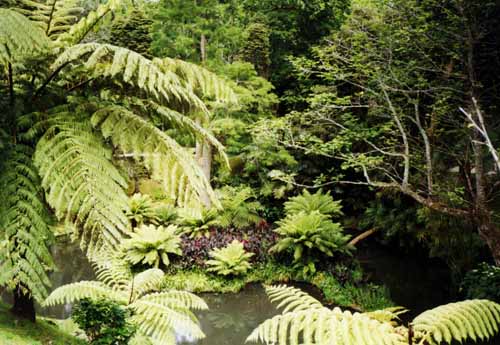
[0,302,84,345]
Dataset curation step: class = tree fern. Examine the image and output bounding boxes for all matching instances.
[44,258,208,345]
[0,145,53,303]
[33,110,130,249]
[247,285,500,345]
[16,0,83,40]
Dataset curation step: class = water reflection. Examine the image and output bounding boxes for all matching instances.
[178,284,277,345]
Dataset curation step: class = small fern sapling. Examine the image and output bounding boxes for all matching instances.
[247,285,500,345]
[121,224,182,269]
[284,189,343,218]
[178,208,220,238]
[206,240,254,276]
[125,193,159,227]
[270,211,352,275]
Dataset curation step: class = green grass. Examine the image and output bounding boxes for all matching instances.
[0,303,85,345]
[165,262,394,311]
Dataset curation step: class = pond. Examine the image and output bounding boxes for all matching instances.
[16,239,500,345]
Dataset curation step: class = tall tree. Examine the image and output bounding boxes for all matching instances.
[261,0,500,264]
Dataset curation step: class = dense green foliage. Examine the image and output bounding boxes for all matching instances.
[72,298,135,345]
[1,2,500,343]
[461,263,500,302]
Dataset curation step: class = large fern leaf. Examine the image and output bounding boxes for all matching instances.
[264,285,325,314]
[52,43,208,114]
[43,281,127,306]
[55,0,123,46]
[33,110,130,249]
[16,0,83,40]
[412,299,500,344]
[0,145,54,302]
[0,8,50,64]
[247,307,406,345]
[91,105,221,208]
[154,57,238,105]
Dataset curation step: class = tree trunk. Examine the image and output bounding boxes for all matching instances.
[478,222,500,266]
[11,285,36,322]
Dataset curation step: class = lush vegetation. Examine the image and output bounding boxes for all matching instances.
[1,0,500,344]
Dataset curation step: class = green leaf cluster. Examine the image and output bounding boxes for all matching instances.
[270,190,351,274]
[121,224,182,269]
[206,240,254,276]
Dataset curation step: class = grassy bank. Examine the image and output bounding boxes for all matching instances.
[0,303,84,345]
[163,262,394,311]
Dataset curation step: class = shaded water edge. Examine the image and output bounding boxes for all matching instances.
[2,239,498,344]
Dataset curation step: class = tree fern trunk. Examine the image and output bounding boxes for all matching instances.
[12,285,36,322]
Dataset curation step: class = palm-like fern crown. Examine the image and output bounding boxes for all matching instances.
[206,239,254,276]
[247,285,500,345]
[272,211,352,260]
[121,224,182,268]
[44,251,208,345]
[284,189,343,218]
[1,1,236,303]
[126,193,159,226]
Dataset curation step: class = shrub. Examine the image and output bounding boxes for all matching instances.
[206,240,254,276]
[72,298,135,345]
[121,224,182,269]
[270,211,352,275]
[461,262,500,302]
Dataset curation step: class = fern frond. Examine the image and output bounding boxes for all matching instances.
[55,0,123,46]
[91,105,220,208]
[150,101,228,166]
[412,299,500,344]
[0,8,50,64]
[17,0,83,40]
[154,57,238,105]
[131,269,165,299]
[130,298,205,344]
[43,281,127,307]
[0,145,53,302]
[90,247,132,289]
[140,291,209,311]
[33,112,130,249]
[246,307,406,345]
[264,285,324,314]
[52,43,208,114]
